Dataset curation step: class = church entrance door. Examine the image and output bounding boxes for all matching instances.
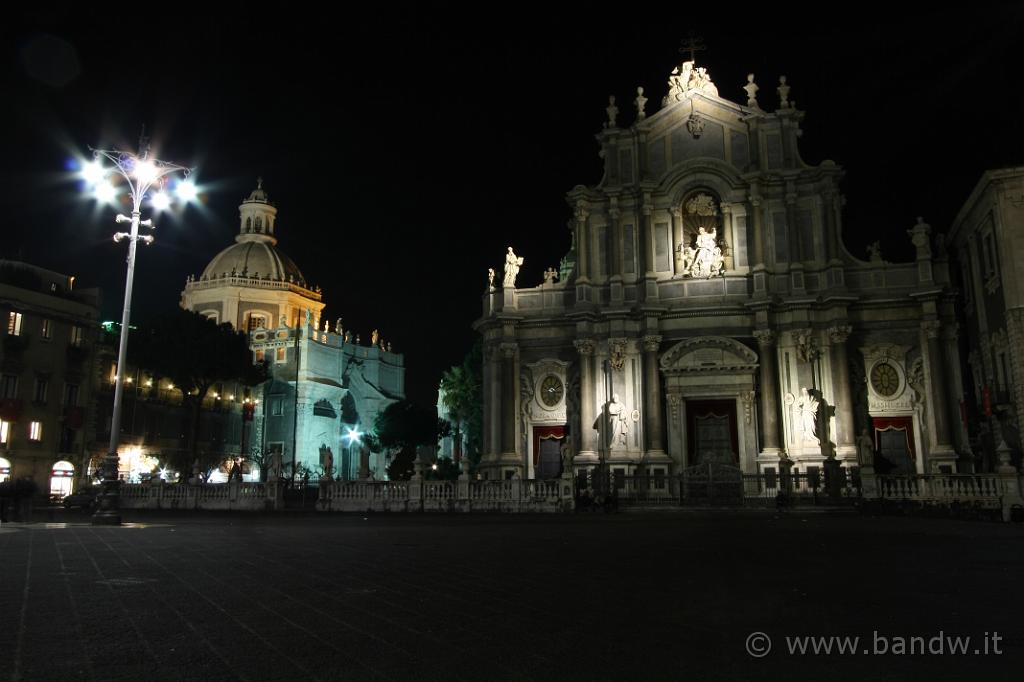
[686,400,738,465]
[533,426,565,479]
[871,416,916,474]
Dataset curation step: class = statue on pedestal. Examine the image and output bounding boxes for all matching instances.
[793,388,820,443]
[503,247,524,288]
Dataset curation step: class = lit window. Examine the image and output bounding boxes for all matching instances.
[276,347,286,363]
[70,325,85,347]
[29,421,42,441]
[41,319,52,339]
[0,420,9,444]
[7,312,23,336]
[0,375,17,399]
[254,349,265,363]
[33,378,48,404]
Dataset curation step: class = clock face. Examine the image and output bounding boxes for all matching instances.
[870,362,900,397]
[540,375,564,407]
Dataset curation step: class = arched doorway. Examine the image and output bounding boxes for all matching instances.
[49,460,75,499]
[0,456,10,482]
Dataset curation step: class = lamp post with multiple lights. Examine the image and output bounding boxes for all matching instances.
[81,136,196,525]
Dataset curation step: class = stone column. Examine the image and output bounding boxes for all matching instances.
[574,339,599,462]
[671,207,684,276]
[721,203,735,272]
[828,325,856,457]
[923,321,955,465]
[575,202,590,282]
[500,343,518,457]
[642,335,667,457]
[749,195,764,266]
[753,329,782,455]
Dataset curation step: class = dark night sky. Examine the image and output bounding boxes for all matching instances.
[3,6,1022,406]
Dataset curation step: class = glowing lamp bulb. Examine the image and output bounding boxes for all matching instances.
[133,159,158,184]
[176,179,198,202]
[94,181,117,203]
[151,190,171,211]
[82,160,106,184]
[344,426,363,446]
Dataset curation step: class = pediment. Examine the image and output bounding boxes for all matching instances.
[660,336,759,373]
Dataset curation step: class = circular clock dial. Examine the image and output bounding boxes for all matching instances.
[540,375,564,407]
[870,362,900,397]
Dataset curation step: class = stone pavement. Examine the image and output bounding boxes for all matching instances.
[0,511,1021,681]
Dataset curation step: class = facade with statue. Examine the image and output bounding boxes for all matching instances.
[474,50,968,484]
[182,181,405,480]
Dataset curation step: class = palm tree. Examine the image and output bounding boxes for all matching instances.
[439,365,475,466]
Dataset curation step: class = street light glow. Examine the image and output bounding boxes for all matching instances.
[94,181,117,203]
[133,159,157,184]
[81,160,106,184]
[344,426,363,446]
[151,190,171,211]
[176,179,198,202]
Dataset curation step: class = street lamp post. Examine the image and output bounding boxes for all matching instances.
[84,136,193,525]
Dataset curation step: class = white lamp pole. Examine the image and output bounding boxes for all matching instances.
[85,136,193,525]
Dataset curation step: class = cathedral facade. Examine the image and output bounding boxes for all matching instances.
[182,182,405,479]
[475,57,963,482]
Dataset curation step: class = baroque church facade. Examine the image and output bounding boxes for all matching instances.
[182,182,405,479]
[475,55,964,482]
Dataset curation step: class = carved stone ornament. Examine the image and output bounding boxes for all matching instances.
[642,335,663,353]
[921,320,942,339]
[664,60,719,105]
[667,392,681,418]
[741,390,755,425]
[660,336,759,373]
[752,329,776,347]
[686,113,705,139]
[573,339,596,356]
[793,328,819,363]
[827,325,852,345]
[609,339,628,372]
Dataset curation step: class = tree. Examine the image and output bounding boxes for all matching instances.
[440,340,483,468]
[131,309,267,474]
[375,399,445,480]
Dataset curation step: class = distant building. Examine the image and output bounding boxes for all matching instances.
[949,167,1024,471]
[182,180,405,479]
[0,261,100,496]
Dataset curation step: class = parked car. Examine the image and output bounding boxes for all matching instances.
[62,488,100,511]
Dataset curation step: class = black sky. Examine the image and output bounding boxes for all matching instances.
[3,6,1022,406]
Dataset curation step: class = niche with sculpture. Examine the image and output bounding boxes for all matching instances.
[677,191,727,278]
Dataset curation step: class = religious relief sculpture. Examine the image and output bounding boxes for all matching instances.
[602,393,630,448]
[793,388,820,443]
[664,60,719,105]
[503,247,524,288]
[608,339,627,372]
[679,193,726,279]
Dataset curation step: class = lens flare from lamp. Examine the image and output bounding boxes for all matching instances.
[151,190,171,211]
[134,159,157,184]
[344,426,363,446]
[176,179,198,202]
[94,181,117,203]
[81,160,106,185]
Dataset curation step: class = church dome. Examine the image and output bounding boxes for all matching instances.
[200,240,305,284]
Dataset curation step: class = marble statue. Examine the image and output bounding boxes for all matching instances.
[279,314,287,328]
[304,308,312,327]
[371,329,379,346]
[743,73,759,108]
[355,334,361,345]
[543,267,558,284]
[343,331,351,344]
[386,341,392,353]
[487,268,495,291]
[867,241,883,263]
[857,428,875,468]
[793,388,820,442]
[777,75,790,109]
[604,393,630,448]
[634,86,647,121]
[335,318,343,335]
[605,95,618,128]
[687,227,724,278]
[503,247,524,288]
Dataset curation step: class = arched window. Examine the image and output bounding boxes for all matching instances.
[247,313,269,332]
[50,460,74,499]
[245,217,252,232]
[678,190,726,278]
[200,310,219,323]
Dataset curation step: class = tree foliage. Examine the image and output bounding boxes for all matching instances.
[375,399,445,481]
[439,340,483,467]
[130,309,267,471]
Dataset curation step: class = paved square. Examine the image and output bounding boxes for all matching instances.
[1,511,1020,681]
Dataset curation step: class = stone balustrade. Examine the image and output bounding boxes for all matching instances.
[118,481,272,511]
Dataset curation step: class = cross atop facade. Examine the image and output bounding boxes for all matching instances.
[679,32,706,63]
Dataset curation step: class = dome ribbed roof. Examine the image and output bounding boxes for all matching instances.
[200,240,305,284]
